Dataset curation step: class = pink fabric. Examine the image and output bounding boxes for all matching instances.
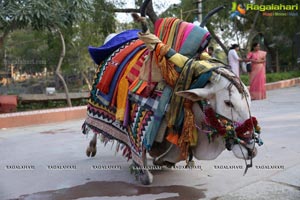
[180,23,194,48]
[154,18,164,36]
[247,50,267,100]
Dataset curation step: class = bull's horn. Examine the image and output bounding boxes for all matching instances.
[140,0,151,33]
[200,5,225,28]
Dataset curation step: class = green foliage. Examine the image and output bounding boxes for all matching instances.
[174,0,299,69]
[5,29,49,73]
[240,70,300,85]
[1,0,118,75]
[0,0,92,32]
[17,98,88,111]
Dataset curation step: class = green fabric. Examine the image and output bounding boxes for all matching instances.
[166,59,220,131]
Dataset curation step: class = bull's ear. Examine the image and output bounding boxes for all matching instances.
[176,88,213,101]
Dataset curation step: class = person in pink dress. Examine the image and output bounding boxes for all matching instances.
[247,42,267,100]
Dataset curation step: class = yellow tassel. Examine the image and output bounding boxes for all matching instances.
[178,100,197,159]
[155,43,179,87]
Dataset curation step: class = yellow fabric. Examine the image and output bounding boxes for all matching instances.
[157,44,179,87]
[169,53,189,69]
[200,52,211,60]
[116,49,146,121]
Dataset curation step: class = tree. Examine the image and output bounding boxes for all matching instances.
[0,0,92,106]
[74,0,117,90]
[175,0,299,70]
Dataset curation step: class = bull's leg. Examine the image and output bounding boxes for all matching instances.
[186,149,195,168]
[86,133,97,157]
[130,149,153,185]
[139,149,153,185]
[139,169,153,185]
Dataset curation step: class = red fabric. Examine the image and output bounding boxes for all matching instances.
[96,66,117,94]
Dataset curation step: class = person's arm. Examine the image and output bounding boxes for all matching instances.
[233,50,243,62]
[247,52,257,63]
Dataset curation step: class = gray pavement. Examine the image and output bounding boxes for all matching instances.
[0,85,300,200]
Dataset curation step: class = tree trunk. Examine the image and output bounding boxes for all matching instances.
[81,71,92,91]
[55,29,72,107]
[246,0,264,50]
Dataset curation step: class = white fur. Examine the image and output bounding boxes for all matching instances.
[158,70,256,163]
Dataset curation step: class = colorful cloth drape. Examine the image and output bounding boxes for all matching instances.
[88,29,140,65]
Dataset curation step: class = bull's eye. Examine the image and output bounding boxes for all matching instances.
[224,100,234,108]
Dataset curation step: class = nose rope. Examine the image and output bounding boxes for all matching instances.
[226,76,256,176]
[200,68,261,175]
[237,78,255,175]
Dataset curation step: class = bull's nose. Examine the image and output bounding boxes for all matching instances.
[247,147,257,159]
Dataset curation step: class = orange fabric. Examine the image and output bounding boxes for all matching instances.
[161,18,177,44]
[136,81,148,95]
[166,132,179,145]
[96,66,117,94]
[111,48,147,106]
[97,40,144,94]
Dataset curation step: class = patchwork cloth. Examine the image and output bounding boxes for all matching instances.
[83,18,215,166]
[96,40,146,106]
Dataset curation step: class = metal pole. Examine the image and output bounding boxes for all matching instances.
[198,0,202,22]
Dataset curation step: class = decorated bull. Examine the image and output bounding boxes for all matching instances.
[82,0,263,185]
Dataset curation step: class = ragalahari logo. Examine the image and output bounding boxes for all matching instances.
[230,1,298,17]
[230,2,246,19]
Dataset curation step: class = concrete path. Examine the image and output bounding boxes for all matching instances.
[1,86,300,200]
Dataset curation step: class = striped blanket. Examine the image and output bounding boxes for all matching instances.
[82,18,211,167]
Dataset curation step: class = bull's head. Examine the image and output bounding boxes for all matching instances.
[176,68,261,163]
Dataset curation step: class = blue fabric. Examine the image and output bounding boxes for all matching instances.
[143,85,173,149]
[179,26,209,58]
[96,45,146,106]
[88,29,140,65]
[190,71,212,89]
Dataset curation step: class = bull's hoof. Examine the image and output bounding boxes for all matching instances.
[139,170,153,185]
[185,160,195,168]
[86,146,97,157]
[153,158,175,168]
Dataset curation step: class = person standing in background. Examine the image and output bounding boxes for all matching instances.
[247,42,267,100]
[228,44,243,77]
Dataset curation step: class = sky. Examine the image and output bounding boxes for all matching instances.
[115,0,181,23]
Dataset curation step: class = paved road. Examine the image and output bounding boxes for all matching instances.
[1,86,300,200]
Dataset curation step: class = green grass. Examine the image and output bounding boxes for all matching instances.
[240,70,300,85]
[17,98,88,111]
